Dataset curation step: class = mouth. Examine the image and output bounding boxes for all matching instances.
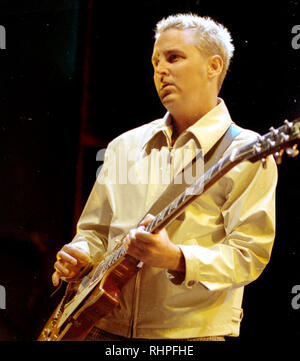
[159,82,175,99]
[160,82,174,90]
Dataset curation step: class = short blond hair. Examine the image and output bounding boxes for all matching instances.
[154,13,234,90]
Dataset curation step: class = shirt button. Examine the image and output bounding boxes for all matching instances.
[187,281,195,287]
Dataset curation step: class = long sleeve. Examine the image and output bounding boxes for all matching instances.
[70,144,115,264]
[176,155,277,291]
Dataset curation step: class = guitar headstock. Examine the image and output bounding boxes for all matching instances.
[247,117,300,165]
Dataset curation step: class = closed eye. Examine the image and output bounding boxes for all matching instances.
[167,54,182,63]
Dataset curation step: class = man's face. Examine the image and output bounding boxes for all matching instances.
[152,28,210,115]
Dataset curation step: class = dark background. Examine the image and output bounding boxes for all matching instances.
[0,0,299,344]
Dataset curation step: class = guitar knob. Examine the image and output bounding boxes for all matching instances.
[286,144,299,157]
[274,151,282,164]
[261,157,267,168]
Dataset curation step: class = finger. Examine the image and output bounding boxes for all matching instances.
[127,247,143,260]
[129,228,138,240]
[125,238,145,259]
[62,244,91,264]
[139,213,155,227]
[134,228,155,243]
[128,227,147,245]
[125,229,141,250]
[54,261,70,276]
[52,271,60,287]
[57,250,78,265]
[124,230,134,251]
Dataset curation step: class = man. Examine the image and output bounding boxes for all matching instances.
[52,14,277,340]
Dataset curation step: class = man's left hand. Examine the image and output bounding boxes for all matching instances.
[125,214,185,272]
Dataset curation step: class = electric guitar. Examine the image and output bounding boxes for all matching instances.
[38,118,300,341]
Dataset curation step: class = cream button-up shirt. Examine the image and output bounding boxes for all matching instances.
[72,99,278,339]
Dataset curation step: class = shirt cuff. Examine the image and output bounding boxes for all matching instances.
[176,245,234,291]
[166,245,213,289]
[165,244,199,288]
[71,239,91,255]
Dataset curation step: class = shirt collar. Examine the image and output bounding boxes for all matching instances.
[142,98,232,155]
[186,98,233,155]
[142,111,173,151]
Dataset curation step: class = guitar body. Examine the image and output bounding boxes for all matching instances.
[38,254,140,341]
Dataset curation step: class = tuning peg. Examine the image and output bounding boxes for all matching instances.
[280,133,289,142]
[267,138,276,147]
[284,119,293,129]
[286,144,299,157]
[269,126,279,136]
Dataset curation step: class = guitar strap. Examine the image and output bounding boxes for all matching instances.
[204,122,242,171]
[147,123,242,218]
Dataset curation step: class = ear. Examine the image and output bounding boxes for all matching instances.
[207,55,223,79]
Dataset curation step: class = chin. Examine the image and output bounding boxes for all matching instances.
[161,94,178,108]
[162,98,183,115]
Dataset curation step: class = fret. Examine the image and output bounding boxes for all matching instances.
[169,198,181,216]
[145,218,156,232]
[191,179,203,195]
[173,193,182,208]
[167,202,174,215]
[155,208,167,227]
[178,193,185,206]
[186,184,197,197]
[217,154,230,171]
[173,193,184,209]
[110,252,117,265]
[149,214,162,231]
[118,245,126,258]
[203,163,217,184]
[155,210,164,223]
[96,245,125,278]
[111,246,124,265]
[218,155,228,170]
[91,263,104,282]
[178,190,188,204]
[148,209,166,231]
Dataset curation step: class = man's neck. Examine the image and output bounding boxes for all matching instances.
[171,97,219,137]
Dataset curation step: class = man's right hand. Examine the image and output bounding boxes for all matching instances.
[52,243,91,286]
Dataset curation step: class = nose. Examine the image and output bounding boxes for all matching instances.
[154,60,169,91]
[154,59,169,77]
